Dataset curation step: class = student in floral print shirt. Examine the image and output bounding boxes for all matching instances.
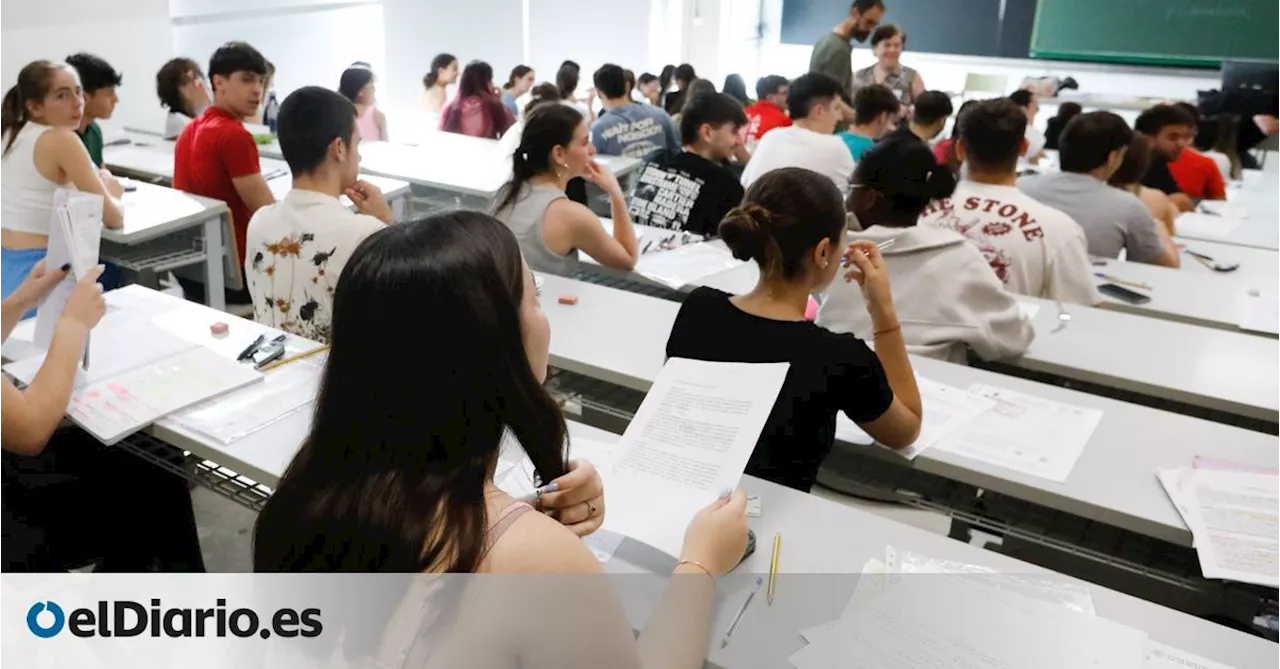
[244,86,393,342]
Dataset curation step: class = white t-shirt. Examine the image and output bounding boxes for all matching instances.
[918,180,1100,306]
[244,189,386,342]
[164,111,193,140]
[1025,125,1047,161]
[739,125,854,195]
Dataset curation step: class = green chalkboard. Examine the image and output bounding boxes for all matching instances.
[1031,0,1279,67]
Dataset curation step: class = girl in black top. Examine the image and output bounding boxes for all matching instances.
[665,168,923,491]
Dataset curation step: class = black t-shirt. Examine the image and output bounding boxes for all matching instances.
[627,150,745,237]
[665,288,895,492]
[1141,153,1183,195]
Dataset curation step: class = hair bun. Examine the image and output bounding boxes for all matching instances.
[718,203,771,262]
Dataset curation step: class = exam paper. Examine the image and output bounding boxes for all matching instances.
[33,191,104,351]
[634,242,741,289]
[833,377,997,460]
[1175,212,1243,239]
[602,358,789,557]
[931,384,1101,482]
[1184,469,1278,587]
[1144,640,1237,669]
[169,353,322,444]
[4,316,195,390]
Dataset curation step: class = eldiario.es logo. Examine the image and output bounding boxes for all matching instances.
[26,599,321,639]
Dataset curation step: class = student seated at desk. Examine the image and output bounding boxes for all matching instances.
[1165,102,1227,203]
[1106,133,1178,238]
[740,72,854,193]
[245,87,393,342]
[635,72,661,106]
[500,64,534,118]
[1019,111,1179,269]
[174,41,276,305]
[890,90,952,149]
[589,63,679,160]
[255,213,748,669]
[1044,102,1081,152]
[1134,104,1198,212]
[1009,89,1045,165]
[339,64,387,143]
[557,60,596,125]
[818,134,1033,364]
[743,75,792,148]
[439,60,513,140]
[421,53,458,130]
[933,99,977,173]
[921,99,1100,305]
[64,53,121,169]
[667,168,922,491]
[628,92,746,237]
[2,264,205,572]
[492,105,639,276]
[1,60,125,303]
[837,83,899,161]
[156,57,210,140]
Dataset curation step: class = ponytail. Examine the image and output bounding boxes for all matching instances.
[492,104,583,215]
[2,60,67,156]
[424,53,456,90]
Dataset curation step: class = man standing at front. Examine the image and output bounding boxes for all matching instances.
[809,0,885,121]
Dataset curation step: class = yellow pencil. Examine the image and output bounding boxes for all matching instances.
[768,532,781,605]
[257,345,329,372]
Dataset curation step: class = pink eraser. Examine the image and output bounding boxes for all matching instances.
[210,322,229,336]
[558,295,578,305]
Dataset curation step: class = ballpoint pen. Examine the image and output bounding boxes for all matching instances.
[236,335,266,362]
[719,576,763,649]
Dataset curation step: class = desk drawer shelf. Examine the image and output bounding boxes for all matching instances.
[102,227,206,273]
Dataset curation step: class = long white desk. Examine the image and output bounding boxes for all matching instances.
[1174,174,1280,251]
[533,274,1278,546]
[1176,238,1279,282]
[102,182,233,311]
[3,285,1270,669]
[1091,256,1277,335]
[333,136,641,203]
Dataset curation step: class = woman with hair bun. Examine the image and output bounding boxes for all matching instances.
[817,133,1033,364]
[664,167,922,492]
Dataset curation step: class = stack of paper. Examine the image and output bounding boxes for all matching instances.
[792,548,1230,669]
[34,190,104,352]
[1157,466,1278,587]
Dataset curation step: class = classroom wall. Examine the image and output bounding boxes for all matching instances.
[525,0,654,100]
[1,0,174,134]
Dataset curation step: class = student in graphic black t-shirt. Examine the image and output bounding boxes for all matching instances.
[628,93,748,237]
[665,167,924,492]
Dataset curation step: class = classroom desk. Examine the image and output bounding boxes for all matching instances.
[1176,237,1279,281]
[1091,256,1277,335]
[337,137,641,203]
[534,274,1278,546]
[1014,296,1279,423]
[102,183,233,311]
[1174,175,1280,251]
[5,286,1268,668]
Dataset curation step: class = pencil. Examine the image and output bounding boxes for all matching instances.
[767,532,780,605]
[256,345,329,372]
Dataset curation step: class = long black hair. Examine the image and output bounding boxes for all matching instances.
[440,60,511,138]
[555,61,580,100]
[722,74,749,105]
[423,53,456,89]
[493,104,583,214]
[253,212,569,574]
[338,66,375,103]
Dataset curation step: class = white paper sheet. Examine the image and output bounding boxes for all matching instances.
[67,347,262,445]
[834,378,997,460]
[929,384,1101,482]
[602,358,789,557]
[1175,212,1243,239]
[1196,200,1250,220]
[790,576,1146,669]
[1144,640,1237,669]
[634,242,741,289]
[1237,294,1280,335]
[4,316,195,390]
[1184,469,1279,587]
[169,354,323,444]
[33,191,104,351]
[1156,468,1198,546]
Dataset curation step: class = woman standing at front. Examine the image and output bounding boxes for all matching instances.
[851,25,926,108]
[1,60,124,304]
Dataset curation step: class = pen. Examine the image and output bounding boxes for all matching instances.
[767,533,781,605]
[719,576,763,649]
[256,344,329,372]
[876,239,896,251]
[642,239,654,253]
[1093,273,1151,291]
[1196,204,1220,217]
[236,335,266,361]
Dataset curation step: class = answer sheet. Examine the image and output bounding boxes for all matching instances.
[833,377,997,460]
[1185,469,1278,587]
[602,358,788,557]
[1175,212,1243,240]
[634,242,740,289]
[931,384,1101,482]
[1144,641,1237,669]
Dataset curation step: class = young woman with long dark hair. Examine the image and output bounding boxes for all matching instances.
[439,60,514,139]
[254,212,748,667]
[339,64,387,142]
[491,104,638,275]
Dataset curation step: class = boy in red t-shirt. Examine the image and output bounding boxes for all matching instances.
[1166,103,1226,201]
[744,75,792,147]
[174,41,276,304]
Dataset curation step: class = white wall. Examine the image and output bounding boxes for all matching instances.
[526,0,653,98]
[1,0,174,133]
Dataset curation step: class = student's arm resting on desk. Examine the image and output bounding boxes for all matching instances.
[1,268,106,457]
[38,129,125,229]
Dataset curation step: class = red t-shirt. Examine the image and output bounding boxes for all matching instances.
[1168,148,1226,200]
[744,100,792,144]
[173,106,262,265]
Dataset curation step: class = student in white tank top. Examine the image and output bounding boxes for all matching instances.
[1,60,126,303]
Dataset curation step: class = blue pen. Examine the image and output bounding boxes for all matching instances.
[720,576,764,649]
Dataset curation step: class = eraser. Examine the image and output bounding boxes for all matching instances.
[558,295,578,305]
[210,322,229,337]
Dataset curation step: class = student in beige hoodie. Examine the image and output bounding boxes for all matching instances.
[817,133,1035,364]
